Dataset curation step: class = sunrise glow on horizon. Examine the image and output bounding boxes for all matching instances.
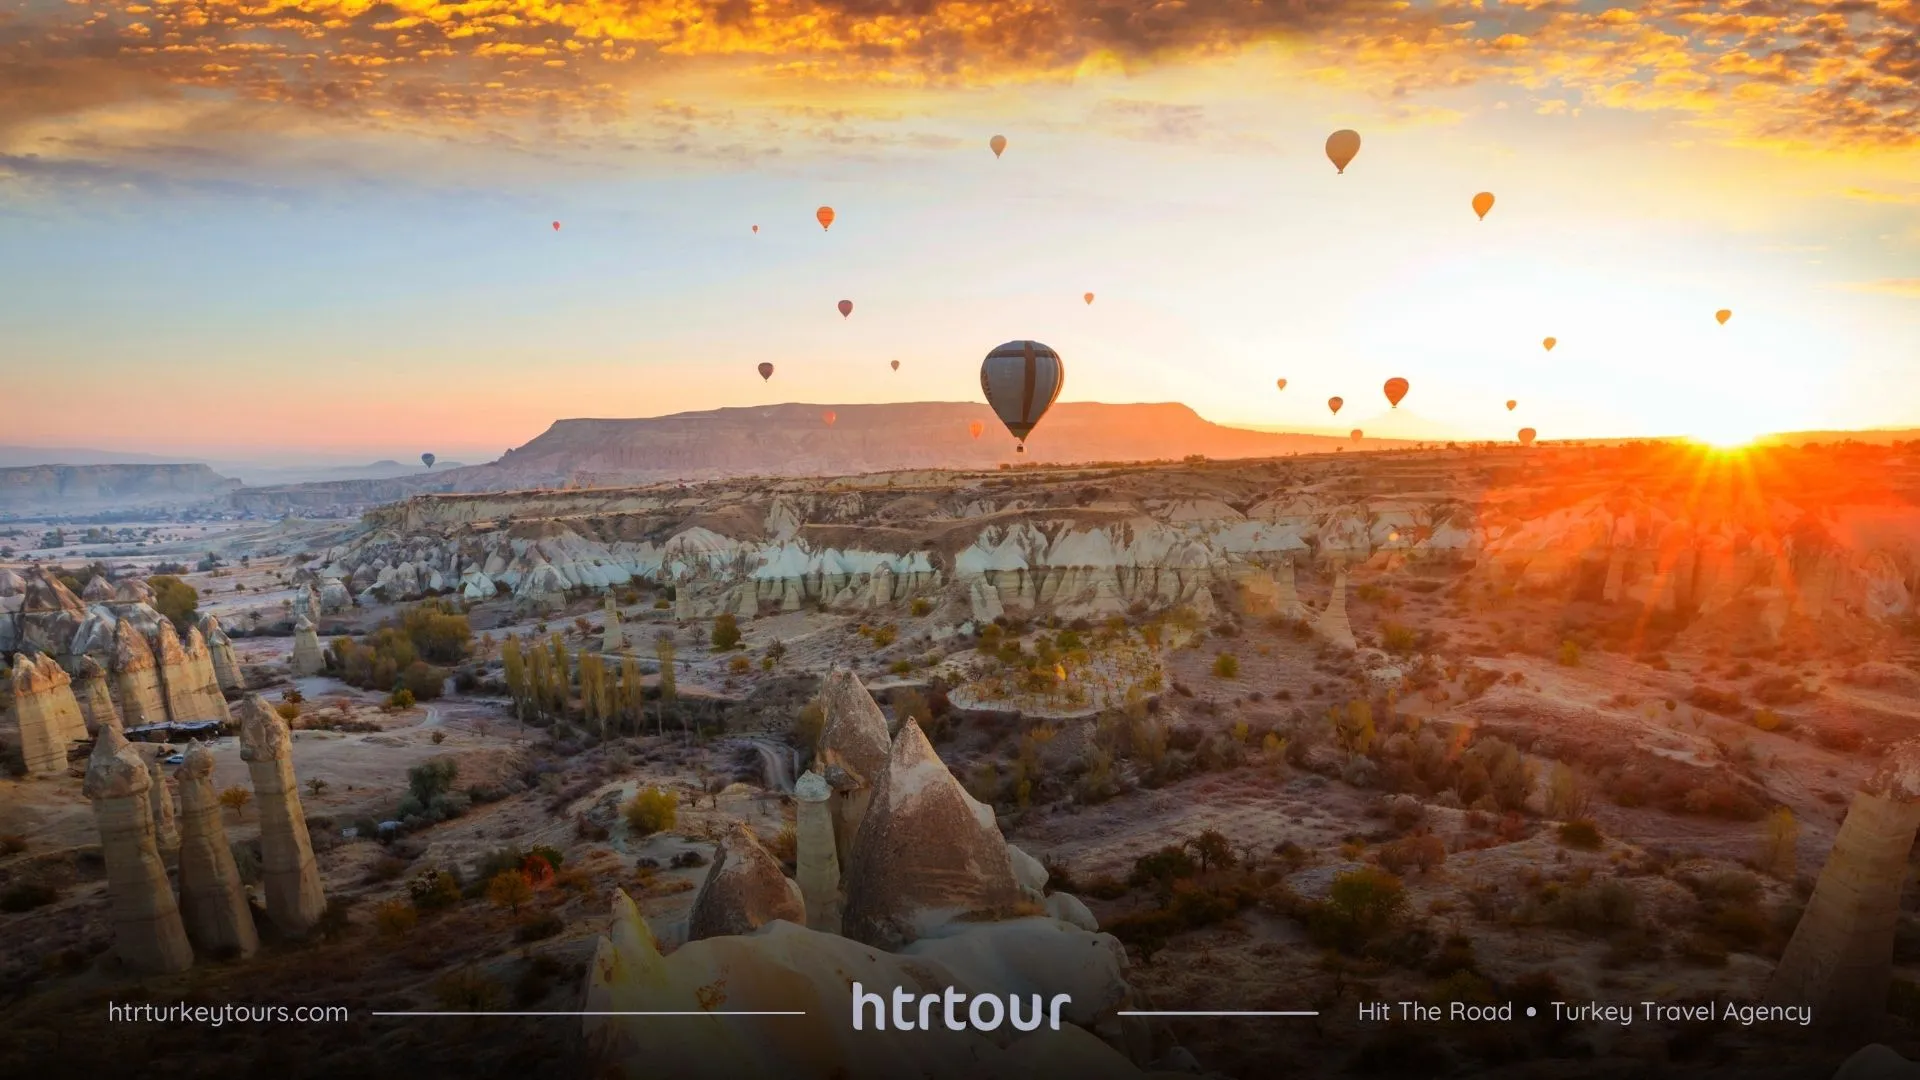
[2,1,1918,461]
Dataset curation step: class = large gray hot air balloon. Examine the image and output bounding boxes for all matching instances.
[979,340,1064,453]
[421,453,436,469]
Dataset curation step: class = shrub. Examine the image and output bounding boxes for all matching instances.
[1558,819,1604,850]
[729,655,752,674]
[218,786,252,819]
[433,968,506,1011]
[1759,807,1799,880]
[409,868,463,912]
[794,699,825,752]
[624,787,677,837]
[1557,640,1581,667]
[400,661,446,702]
[487,869,535,914]
[1306,867,1407,952]
[870,624,898,648]
[1752,708,1783,732]
[711,613,743,651]
[1381,622,1417,655]
[1128,845,1198,890]
[1212,653,1240,678]
[1379,833,1446,875]
[1688,685,1745,716]
[387,688,417,710]
[910,597,933,617]
[148,575,199,634]
[408,759,459,804]
[373,898,418,938]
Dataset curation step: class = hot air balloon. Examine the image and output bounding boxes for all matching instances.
[1276,378,1288,391]
[1384,377,1409,409]
[1351,429,1363,443]
[1506,399,1517,411]
[1083,293,1094,305]
[1518,428,1537,447]
[1326,129,1361,174]
[752,225,759,234]
[758,362,774,381]
[551,221,561,232]
[1054,663,1066,682]
[1472,192,1495,220]
[1328,396,1344,415]
[1542,337,1557,352]
[421,453,436,469]
[990,135,1007,158]
[969,420,984,440]
[1716,309,1732,325]
[980,340,1064,453]
[822,411,837,427]
[838,300,853,318]
[890,360,900,372]
[816,206,835,231]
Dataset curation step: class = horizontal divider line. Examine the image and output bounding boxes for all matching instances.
[371,1011,810,1017]
[1117,1011,1320,1017]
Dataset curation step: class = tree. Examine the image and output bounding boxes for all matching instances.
[149,575,199,634]
[1186,829,1237,874]
[486,869,534,915]
[1545,762,1592,820]
[655,634,678,735]
[502,635,528,728]
[306,777,328,799]
[620,656,644,735]
[711,613,742,651]
[218,786,251,820]
[624,787,677,837]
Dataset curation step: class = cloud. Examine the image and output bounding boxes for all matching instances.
[1839,279,1920,297]
[0,0,1916,182]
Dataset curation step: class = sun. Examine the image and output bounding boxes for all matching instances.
[1689,422,1761,450]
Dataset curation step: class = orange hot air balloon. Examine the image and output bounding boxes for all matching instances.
[1506,399,1517,411]
[1083,292,1094,305]
[1326,129,1361,174]
[1350,429,1363,443]
[1472,192,1495,220]
[890,360,900,372]
[1716,309,1732,325]
[1328,396,1344,415]
[1276,378,1288,391]
[1542,337,1557,352]
[822,411,837,427]
[969,420,984,439]
[758,362,774,381]
[990,135,1007,158]
[1518,427,1537,447]
[551,221,561,232]
[816,206,835,231]
[751,225,759,234]
[838,300,853,318]
[1384,377,1409,408]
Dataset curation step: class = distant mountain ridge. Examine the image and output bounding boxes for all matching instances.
[0,464,241,513]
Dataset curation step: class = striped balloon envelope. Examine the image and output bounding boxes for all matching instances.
[979,340,1065,452]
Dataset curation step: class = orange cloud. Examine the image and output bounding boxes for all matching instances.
[1841,279,1920,297]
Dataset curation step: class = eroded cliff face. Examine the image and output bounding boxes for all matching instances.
[0,463,239,512]
[309,443,1920,638]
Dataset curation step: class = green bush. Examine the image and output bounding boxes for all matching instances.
[1212,653,1239,678]
[149,575,199,634]
[1558,819,1604,850]
[711,613,743,650]
[409,868,464,912]
[1306,867,1407,953]
[624,787,677,837]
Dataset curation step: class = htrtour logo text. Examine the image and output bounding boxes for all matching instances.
[851,983,1073,1032]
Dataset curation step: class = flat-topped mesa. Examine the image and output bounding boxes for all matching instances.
[686,823,807,942]
[201,616,243,692]
[5,654,84,776]
[83,727,194,974]
[793,770,842,934]
[147,752,180,853]
[72,656,122,735]
[815,667,892,864]
[1767,738,1920,1040]
[238,695,327,934]
[841,719,1026,950]
[290,617,325,678]
[156,621,231,725]
[174,741,258,959]
[112,617,168,728]
[1314,565,1358,651]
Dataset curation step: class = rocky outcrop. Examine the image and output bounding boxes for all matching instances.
[794,770,841,933]
[816,668,892,864]
[290,617,324,677]
[1274,558,1310,621]
[112,618,167,728]
[602,598,625,653]
[238,695,326,935]
[83,726,194,974]
[71,656,121,735]
[841,719,1026,949]
[147,752,180,853]
[583,891,1144,1080]
[155,621,230,724]
[318,576,353,614]
[174,741,259,959]
[291,584,320,624]
[201,616,242,692]
[687,823,807,941]
[15,568,87,661]
[1314,565,1357,650]
[4,653,86,776]
[1767,740,1920,1038]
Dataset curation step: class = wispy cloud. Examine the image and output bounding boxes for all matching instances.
[1838,279,1920,297]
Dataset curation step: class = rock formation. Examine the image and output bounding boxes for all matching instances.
[72,656,121,734]
[1767,739,1920,1038]
[290,617,324,677]
[112,618,167,728]
[155,621,230,724]
[793,769,842,933]
[1273,558,1309,621]
[815,667,892,864]
[317,576,352,614]
[201,615,242,692]
[147,752,180,853]
[602,597,625,653]
[291,584,320,624]
[238,695,327,934]
[1313,565,1357,651]
[174,741,259,959]
[3,653,86,776]
[15,568,87,661]
[841,719,1026,949]
[686,823,807,941]
[82,726,194,974]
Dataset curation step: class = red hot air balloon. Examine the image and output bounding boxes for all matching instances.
[1276,378,1287,391]
[1083,292,1094,305]
[822,411,838,427]
[1328,396,1344,415]
[1518,427,1538,447]
[752,225,759,234]
[990,135,1007,158]
[817,206,835,231]
[969,420,984,439]
[1384,377,1409,409]
[890,360,900,371]
[1351,429,1363,443]
[551,221,561,232]
[758,362,774,381]
[1506,399,1517,411]
[838,300,853,318]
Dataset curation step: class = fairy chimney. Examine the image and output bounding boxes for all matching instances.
[238,695,326,934]
[175,741,259,958]
[83,727,194,974]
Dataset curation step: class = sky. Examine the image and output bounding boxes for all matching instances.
[2,0,1918,461]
